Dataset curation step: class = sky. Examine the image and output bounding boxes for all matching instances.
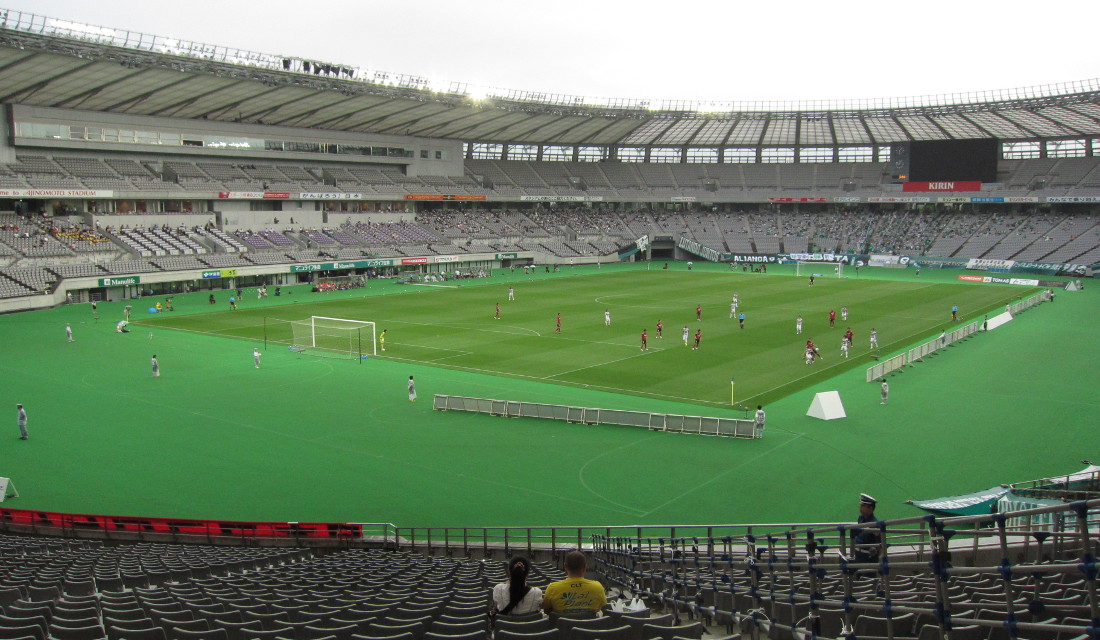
[6,0,1097,105]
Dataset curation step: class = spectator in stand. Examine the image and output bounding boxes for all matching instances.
[542,550,607,617]
[491,556,544,619]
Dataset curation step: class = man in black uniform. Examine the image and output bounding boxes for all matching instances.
[852,493,881,567]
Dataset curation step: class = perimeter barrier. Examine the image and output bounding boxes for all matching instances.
[867,291,1046,382]
[433,394,760,438]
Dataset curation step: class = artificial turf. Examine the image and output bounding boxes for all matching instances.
[0,262,1093,530]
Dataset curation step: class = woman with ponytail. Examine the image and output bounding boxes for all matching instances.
[491,555,543,618]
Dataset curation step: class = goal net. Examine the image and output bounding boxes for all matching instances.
[290,316,376,359]
[795,261,845,278]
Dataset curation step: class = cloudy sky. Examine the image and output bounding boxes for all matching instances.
[6,0,1097,105]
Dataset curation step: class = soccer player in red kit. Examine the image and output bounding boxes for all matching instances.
[829,309,836,327]
[495,303,500,319]
[640,329,648,350]
[696,304,702,321]
[656,320,663,338]
[556,313,561,333]
[693,329,702,350]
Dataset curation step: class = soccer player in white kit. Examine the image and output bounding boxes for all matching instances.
[796,316,803,335]
[65,323,73,342]
[730,302,737,318]
[841,306,848,321]
[682,325,690,346]
[604,310,611,326]
[508,287,514,301]
[870,328,878,349]
[805,348,815,365]
[253,349,262,368]
[841,337,849,358]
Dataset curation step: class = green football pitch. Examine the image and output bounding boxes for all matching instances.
[1,262,1095,530]
[140,263,1032,408]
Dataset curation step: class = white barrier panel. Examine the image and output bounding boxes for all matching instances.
[866,353,907,382]
[434,395,761,439]
[984,311,1013,330]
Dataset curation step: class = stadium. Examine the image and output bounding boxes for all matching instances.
[0,6,1099,640]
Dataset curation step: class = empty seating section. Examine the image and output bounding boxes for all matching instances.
[101,259,162,275]
[0,152,1096,198]
[114,228,198,257]
[234,231,276,251]
[1,208,1097,298]
[194,228,245,253]
[0,532,729,640]
[1,267,54,297]
[49,263,107,279]
[300,229,336,246]
[199,253,249,268]
[258,231,296,248]
[0,153,1097,297]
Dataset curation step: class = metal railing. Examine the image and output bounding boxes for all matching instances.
[433,394,761,439]
[593,499,1100,640]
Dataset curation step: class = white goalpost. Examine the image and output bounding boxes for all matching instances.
[795,261,845,278]
[290,316,376,360]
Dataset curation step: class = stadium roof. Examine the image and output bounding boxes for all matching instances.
[2,8,1099,148]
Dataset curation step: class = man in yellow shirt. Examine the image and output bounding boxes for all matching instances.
[542,550,607,617]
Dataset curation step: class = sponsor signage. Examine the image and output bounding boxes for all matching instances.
[769,197,827,203]
[401,257,428,265]
[967,258,1014,271]
[1013,261,1087,276]
[495,253,518,260]
[404,194,487,201]
[217,192,291,199]
[902,181,982,192]
[868,255,904,267]
[0,188,114,198]
[299,192,364,200]
[786,252,849,263]
[1046,196,1100,203]
[99,276,139,286]
[290,259,393,272]
[201,269,237,279]
[970,197,1005,203]
[517,195,604,202]
[433,255,460,263]
[833,196,862,203]
[1005,196,1039,203]
[730,254,777,263]
[937,197,971,203]
[670,196,697,202]
[957,274,1040,286]
[868,196,931,203]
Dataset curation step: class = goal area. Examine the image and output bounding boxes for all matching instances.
[290,316,376,360]
[795,261,845,278]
